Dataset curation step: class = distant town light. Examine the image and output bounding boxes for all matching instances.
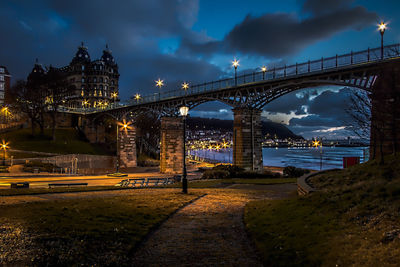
[135,93,141,101]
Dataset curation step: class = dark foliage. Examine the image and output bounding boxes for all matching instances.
[283,166,310,178]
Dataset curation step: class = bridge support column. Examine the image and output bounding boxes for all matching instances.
[233,108,263,172]
[370,63,400,160]
[118,126,137,168]
[160,117,183,174]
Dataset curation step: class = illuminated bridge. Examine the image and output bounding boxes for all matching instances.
[65,43,400,172]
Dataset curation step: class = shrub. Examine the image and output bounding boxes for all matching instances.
[202,169,230,179]
[213,165,244,177]
[283,166,310,178]
[232,170,281,179]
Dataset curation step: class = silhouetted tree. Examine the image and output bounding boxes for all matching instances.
[43,67,75,141]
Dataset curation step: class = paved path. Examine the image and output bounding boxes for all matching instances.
[133,184,296,266]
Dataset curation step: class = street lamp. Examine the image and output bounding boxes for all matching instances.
[182,82,189,96]
[179,105,189,194]
[232,59,239,86]
[261,66,267,80]
[1,140,9,166]
[312,139,323,170]
[111,92,118,104]
[378,21,387,60]
[135,93,141,103]
[155,78,164,100]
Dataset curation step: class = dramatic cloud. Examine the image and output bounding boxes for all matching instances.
[181,0,377,57]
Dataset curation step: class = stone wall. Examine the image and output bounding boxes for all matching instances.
[233,108,263,172]
[160,117,183,174]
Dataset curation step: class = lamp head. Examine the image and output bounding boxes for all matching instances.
[378,21,387,34]
[181,82,189,90]
[179,106,189,117]
[232,59,239,68]
[155,79,164,88]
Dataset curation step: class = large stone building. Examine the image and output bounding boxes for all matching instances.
[30,43,120,108]
[0,66,11,105]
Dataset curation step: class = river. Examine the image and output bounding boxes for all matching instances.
[190,146,369,170]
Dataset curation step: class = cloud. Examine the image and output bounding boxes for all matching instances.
[180,0,377,57]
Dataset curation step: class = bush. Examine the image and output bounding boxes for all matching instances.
[283,166,310,178]
[236,170,281,179]
[213,165,244,177]
[201,165,281,179]
[202,169,230,179]
[23,161,56,173]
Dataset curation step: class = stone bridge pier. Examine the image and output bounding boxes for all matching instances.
[118,125,137,168]
[160,117,184,174]
[370,63,400,160]
[233,108,263,172]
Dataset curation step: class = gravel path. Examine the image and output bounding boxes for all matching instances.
[133,184,296,266]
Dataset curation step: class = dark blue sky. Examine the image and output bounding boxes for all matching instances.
[1,0,399,138]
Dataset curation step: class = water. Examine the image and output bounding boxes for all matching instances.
[190,146,368,170]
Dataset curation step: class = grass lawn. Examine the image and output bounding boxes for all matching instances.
[166,178,296,188]
[0,186,128,196]
[245,155,400,267]
[0,128,110,155]
[0,190,201,266]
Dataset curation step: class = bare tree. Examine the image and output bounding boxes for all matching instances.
[11,79,47,135]
[43,67,75,141]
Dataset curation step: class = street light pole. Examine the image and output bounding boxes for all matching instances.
[179,106,189,194]
[116,123,119,173]
[378,21,387,60]
[232,59,239,86]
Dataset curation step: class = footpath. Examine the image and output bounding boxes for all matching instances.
[133,184,296,266]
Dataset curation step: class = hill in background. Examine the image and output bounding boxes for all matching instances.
[187,117,303,140]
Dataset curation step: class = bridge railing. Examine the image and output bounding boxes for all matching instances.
[65,43,400,114]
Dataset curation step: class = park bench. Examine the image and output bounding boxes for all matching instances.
[48,183,88,188]
[116,178,146,187]
[10,182,29,189]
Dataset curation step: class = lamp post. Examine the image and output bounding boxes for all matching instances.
[179,105,189,194]
[261,66,267,80]
[111,92,118,104]
[1,140,9,166]
[182,82,189,96]
[378,21,387,60]
[312,139,322,170]
[155,79,164,101]
[232,59,239,86]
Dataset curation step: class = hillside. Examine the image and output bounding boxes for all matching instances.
[187,117,303,139]
[245,156,400,266]
[0,128,111,156]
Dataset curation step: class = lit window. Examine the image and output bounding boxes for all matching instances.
[82,65,85,70]
[105,78,108,83]
[82,78,85,83]
[111,80,114,85]
[0,83,3,89]
[0,76,4,81]
[93,77,97,83]
[0,68,4,73]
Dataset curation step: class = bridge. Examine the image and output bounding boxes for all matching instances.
[65,43,400,172]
